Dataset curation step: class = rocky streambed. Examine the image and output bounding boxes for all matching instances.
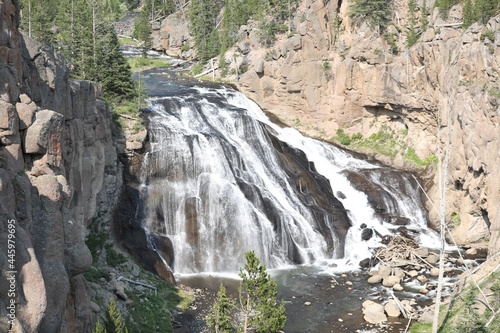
[171,239,486,333]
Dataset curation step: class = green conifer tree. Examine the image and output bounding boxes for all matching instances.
[463,0,476,29]
[407,0,418,47]
[421,0,429,32]
[238,251,286,333]
[104,300,128,333]
[95,23,136,100]
[206,284,235,333]
[133,11,153,58]
[349,0,393,34]
[188,0,223,63]
[92,320,106,333]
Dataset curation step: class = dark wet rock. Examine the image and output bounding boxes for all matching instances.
[359,258,371,268]
[360,223,367,229]
[336,191,346,199]
[361,228,374,241]
[382,235,393,244]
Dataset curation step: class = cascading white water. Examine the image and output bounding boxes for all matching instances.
[139,85,441,274]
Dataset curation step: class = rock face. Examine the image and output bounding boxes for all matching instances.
[0,1,122,332]
[155,0,500,255]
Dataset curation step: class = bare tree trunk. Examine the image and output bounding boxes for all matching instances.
[432,99,451,333]
[92,1,97,71]
[28,0,32,37]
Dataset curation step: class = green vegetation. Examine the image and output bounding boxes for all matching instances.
[410,270,500,333]
[332,126,436,168]
[462,0,500,29]
[480,29,496,41]
[434,0,461,18]
[408,322,432,333]
[404,147,438,167]
[206,284,235,333]
[207,251,286,333]
[126,279,181,333]
[489,87,500,98]
[133,11,152,58]
[349,0,393,33]
[188,0,299,66]
[451,212,461,226]
[323,61,333,80]
[105,300,129,333]
[407,0,419,47]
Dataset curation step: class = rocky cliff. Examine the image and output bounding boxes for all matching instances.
[0,0,122,331]
[153,0,500,256]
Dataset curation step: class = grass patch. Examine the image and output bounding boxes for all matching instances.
[356,126,399,157]
[404,147,438,167]
[127,57,171,71]
[451,212,461,226]
[114,99,139,116]
[118,37,137,45]
[408,322,432,333]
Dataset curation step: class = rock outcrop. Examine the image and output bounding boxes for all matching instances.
[154,0,500,255]
[0,1,122,331]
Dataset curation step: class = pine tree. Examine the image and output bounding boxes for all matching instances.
[421,0,429,32]
[475,0,499,24]
[19,0,58,43]
[104,300,128,333]
[133,11,153,58]
[95,23,136,100]
[188,0,223,63]
[238,251,286,333]
[463,0,476,30]
[407,0,418,47]
[349,0,393,34]
[92,320,106,333]
[206,284,235,333]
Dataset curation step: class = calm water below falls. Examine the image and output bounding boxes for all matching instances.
[136,68,444,332]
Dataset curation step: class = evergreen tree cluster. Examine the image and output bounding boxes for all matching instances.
[348,0,393,33]
[462,0,500,30]
[206,251,286,333]
[188,0,299,66]
[19,0,136,101]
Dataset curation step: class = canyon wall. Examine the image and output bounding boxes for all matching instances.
[154,0,500,255]
[0,0,122,331]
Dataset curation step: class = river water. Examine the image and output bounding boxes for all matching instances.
[133,62,451,332]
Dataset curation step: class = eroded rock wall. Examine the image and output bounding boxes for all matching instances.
[0,1,122,332]
[154,0,500,254]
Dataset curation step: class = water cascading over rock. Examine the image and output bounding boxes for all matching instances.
[137,75,439,274]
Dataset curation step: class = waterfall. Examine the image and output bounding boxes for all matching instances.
[138,82,440,274]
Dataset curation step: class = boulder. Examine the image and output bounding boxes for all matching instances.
[417,275,428,284]
[408,270,419,277]
[254,58,264,74]
[465,248,477,255]
[384,300,401,317]
[426,253,440,264]
[415,247,429,258]
[24,109,64,155]
[16,101,37,129]
[367,275,383,284]
[382,275,401,287]
[362,300,387,324]
[430,267,440,276]
[361,228,374,240]
[393,283,404,291]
